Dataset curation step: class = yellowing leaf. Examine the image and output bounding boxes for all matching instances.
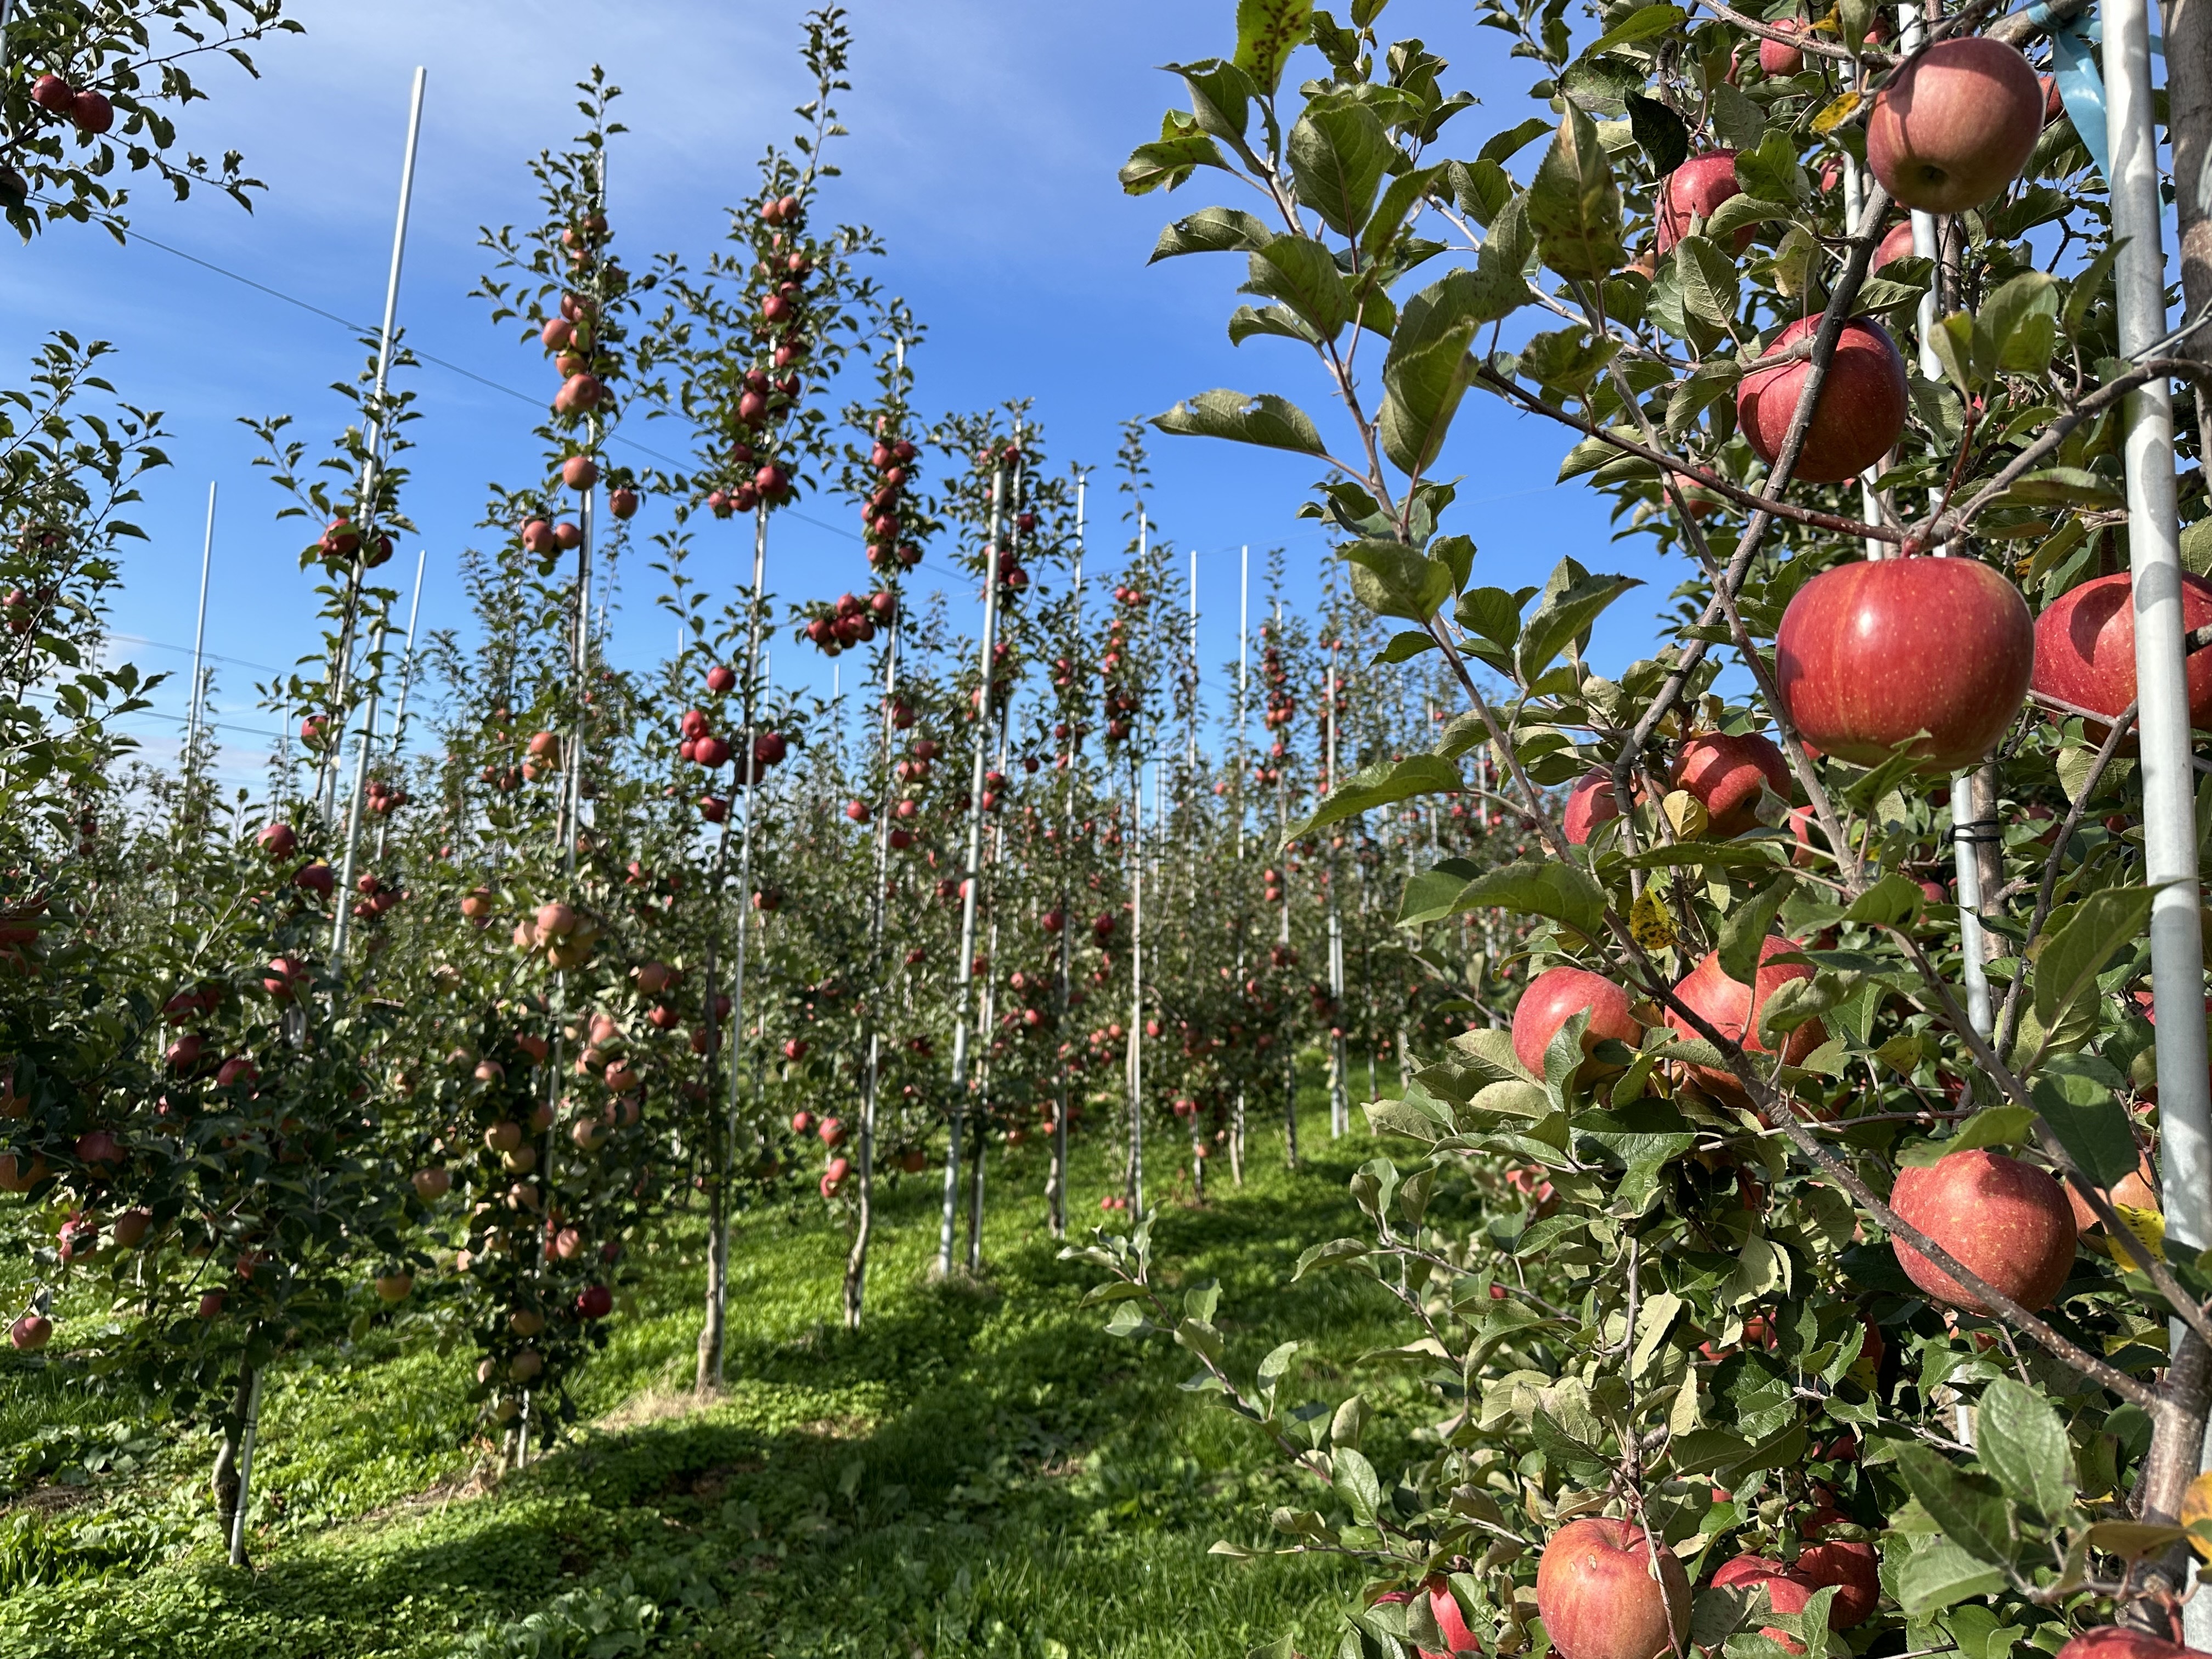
[1630,885,1677,951]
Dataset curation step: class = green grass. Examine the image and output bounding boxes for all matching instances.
[0,1092,1414,1658]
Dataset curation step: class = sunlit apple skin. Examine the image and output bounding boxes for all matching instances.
[1671,732,1789,837]
[1663,937,1825,1101]
[2054,1630,2199,1659]
[1758,19,1806,76]
[1867,37,2044,213]
[1563,768,1622,845]
[1776,556,2034,772]
[1656,151,1752,254]
[1711,1556,1816,1652]
[1537,1517,1690,1659]
[1796,1539,1881,1628]
[1875,221,1917,268]
[1737,316,1908,483]
[2032,571,2212,732]
[1512,966,1641,1077]
[1889,1148,2076,1315]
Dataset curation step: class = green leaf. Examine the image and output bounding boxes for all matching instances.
[2030,1058,2141,1198]
[1243,237,1355,337]
[1977,1376,2075,1521]
[1375,630,1440,664]
[1333,1446,1383,1523]
[1942,1105,2039,1155]
[1227,303,1321,346]
[1583,4,1688,56]
[1843,871,1927,927]
[1234,0,1312,93]
[1380,274,1483,476]
[1342,538,1453,623]
[1527,105,1624,281]
[1558,428,1641,481]
[1895,1443,2015,1566]
[1120,130,1231,196]
[1152,390,1328,455]
[2033,884,2157,1040]
[1361,162,1447,261]
[1288,99,1391,236]
[1398,855,1607,940]
[1150,206,1275,262]
[1516,568,1640,684]
[1710,82,1766,149]
[1734,129,1805,204]
[1897,1543,2008,1616]
[1675,234,1741,335]
[1481,117,1555,167]
[1983,271,2061,376]
[1285,754,1463,841]
[1623,92,1690,177]
[1704,193,1791,243]
[1720,876,1796,989]
[1172,58,1259,146]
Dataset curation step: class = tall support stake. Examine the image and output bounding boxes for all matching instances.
[1049,472,1087,1238]
[227,1368,263,1566]
[318,67,426,817]
[1128,758,1146,1211]
[1232,542,1249,1182]
[374,547,430,865]
[329,608,388,962]
[936,467,1006,1278]
[701,505,770,1388]
[1325,639,1348,1137]
[2108,0,2212,1565]
[844,623,897,1328]
[184,482,216,763]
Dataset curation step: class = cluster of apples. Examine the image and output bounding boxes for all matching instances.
[707,428,795,518]
[543,290,607,421]
[862,428,922,571]
[31,73,113,137]
[798,589,895,654]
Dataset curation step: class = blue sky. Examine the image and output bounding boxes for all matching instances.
[5,0,1656,785]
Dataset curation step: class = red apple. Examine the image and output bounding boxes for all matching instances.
[1375,1577,1480,1658]
[554,373,603,415]
[1867,38,2044,213]
[32,75,75,115]
[1663,937,1825,1100]
[374,1272,414,1302]
[1875,221,1917,269]
[111,1207,154,1249]
[1759,18,1807,76]
[1513,966,1640,1076]
[1563,767,1624,845]
[258,821,297,858]
[1889,1148,2076,1314]
[561,455,599,490]
[2055,1629,2197,1659]
[412,1167,451,1200]
[10,1313,50,1352]
[1712,1556,1817,1651]
[1737,317,1908,483]
[1672,732,1789,837]
[2033,571,2212,732]
[575,1283,613,1319]
[706,664,736,693]
[1776,555,2034,771]
[610,487,639,519]
[1796,1538,1880,1628]
[1656,151,1750,254]
[2064,1155,2159,1239]
[1537,1517,1690,1659]
[75,1129,121,1167]
[71,91,113,135]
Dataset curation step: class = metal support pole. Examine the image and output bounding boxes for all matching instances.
[1050,472,1087,1238]
[374,547,429,865]
[318,67,426,817]
[936,467,1005,1277]
[329,608,387,962]
[227,1368,263,1567]
[2107,2,2212,1559]
[710,506,770,1385]
[1326,642,1347,1137]
[184,482,216,764]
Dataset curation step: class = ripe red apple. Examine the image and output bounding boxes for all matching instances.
[1664,937,1825,1099]
[1777,555,2035,771]
[75,1129,121,1167]
[576,1283,613,1319]
[2055,1629,2196,1659]
[32,75,75,115]
[554,373,603,415]
[522,518,555,554]
[846,799,870,823]
[217,1055,258,1089]
[1513,966,1640,1076]
[1376,1578,1480,1658]
[10,1313,50,1352]
[1712,1556,1819,1652]
[819,1116,847,1147]
[1796,1538,1880,1628]
[1737,317,1908,483]
[72,91,113,135]
[536,901,577,938]
[293,861,335,897]
[485,1121,524,1155]
[1672,732,1789,837]
[561,455,599,490]
[1656,151,1750,254]
[111,1207,154,1249]
[1758,18,1807,76]
[821,1156,851,1198]
[610,486,639,519]
[1875,221,1917,269]
[2065,1155,2159,1246]
[1563,768,1624,845]
[2033,571,2212,732]
[706,663,736,693]
[1537,1517,1690,1659]
[1890,1148,2076,1314]
[412,1167,451,1200]
[699,795,728,823]
[1867,38,2044,213]
[258,821,297,857]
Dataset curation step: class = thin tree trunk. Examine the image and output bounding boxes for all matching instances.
[211,1361,259,1566]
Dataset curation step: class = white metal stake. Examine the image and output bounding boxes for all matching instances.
[2106,0,2212,1572]
[374,546,429,865]
[1188,546,1200,775]
[1327,642,1347,1137]
[330,610,388,961]
[713,504,770,1384]
[1130,758,1146,1212]
[228,1368,263,1566]
[1052,473,1087,1235]
[1234,543,1249,1178]
[184,482,216,766]
[936,466,1006,1277]
[319,67,426,818]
